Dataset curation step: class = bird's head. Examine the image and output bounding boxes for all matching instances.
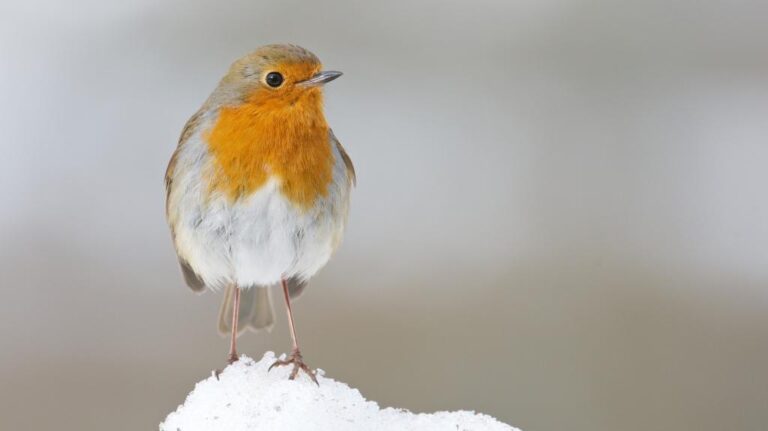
[201,45,341,204]
[209,44,342,111]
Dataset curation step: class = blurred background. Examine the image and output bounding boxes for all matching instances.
[1,0,767,430]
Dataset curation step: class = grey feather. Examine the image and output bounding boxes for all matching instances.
[178,258,206,293]
[218,285,275,337]
[286,277,309,299]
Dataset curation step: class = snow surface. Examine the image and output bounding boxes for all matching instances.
[161,352,518,431]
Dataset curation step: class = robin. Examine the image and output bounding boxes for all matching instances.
[165,44,355,383]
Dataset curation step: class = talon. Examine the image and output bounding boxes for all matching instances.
[268,350,319,384]
[268,359,287,372]
[305,367,319,386]
[216,353,238,379]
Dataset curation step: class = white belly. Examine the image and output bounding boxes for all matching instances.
[167,121,351,290]
[173,178,342,288]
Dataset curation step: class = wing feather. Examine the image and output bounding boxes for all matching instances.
[166,109,208,292]
[330,129,355,186]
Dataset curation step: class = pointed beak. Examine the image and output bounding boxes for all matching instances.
[297,70,343,87]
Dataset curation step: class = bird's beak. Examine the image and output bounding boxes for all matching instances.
[298,70,343,87]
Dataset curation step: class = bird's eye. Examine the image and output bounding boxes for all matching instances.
[265,72,284,88]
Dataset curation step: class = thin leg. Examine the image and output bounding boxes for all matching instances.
[269,277,318,384]
[281,278,300,351]
[228,286,241,364]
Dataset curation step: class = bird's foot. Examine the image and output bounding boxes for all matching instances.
[214,353,240,380]
[269,349,318,385]
[227,352,239,365]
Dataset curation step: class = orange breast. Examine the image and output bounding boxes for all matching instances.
[204,92,333,211]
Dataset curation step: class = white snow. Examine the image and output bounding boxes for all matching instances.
[161,352,519,431]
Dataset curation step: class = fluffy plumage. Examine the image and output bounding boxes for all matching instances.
[165,45,354,331]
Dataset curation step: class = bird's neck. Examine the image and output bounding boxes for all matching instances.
[205,97,333,210]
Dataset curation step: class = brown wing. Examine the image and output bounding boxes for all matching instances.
[165,109,205,215]
[330,129,355,186]
[166,109,207,292]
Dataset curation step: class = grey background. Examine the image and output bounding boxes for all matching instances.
[1,1,767,430]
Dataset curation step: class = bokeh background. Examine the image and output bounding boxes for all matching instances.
[2,1,767,430]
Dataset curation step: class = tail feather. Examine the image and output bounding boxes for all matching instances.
[218,285,274,336]
[286,277,309,299]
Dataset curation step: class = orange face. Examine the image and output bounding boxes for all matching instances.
[204,46,334,211]
[247,61,323,108]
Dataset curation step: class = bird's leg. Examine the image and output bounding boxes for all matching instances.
[228,285,241,364]
[269,277,318,384]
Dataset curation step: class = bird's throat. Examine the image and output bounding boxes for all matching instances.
[205,97,333,211]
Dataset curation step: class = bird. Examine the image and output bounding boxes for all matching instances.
[165,44,355,383]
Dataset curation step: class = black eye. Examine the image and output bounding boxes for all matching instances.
[265,72,284,88]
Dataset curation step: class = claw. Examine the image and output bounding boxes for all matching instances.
[269,350,319,385]
[214,353,239,381]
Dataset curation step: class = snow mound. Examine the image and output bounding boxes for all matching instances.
[161,352,518,431]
